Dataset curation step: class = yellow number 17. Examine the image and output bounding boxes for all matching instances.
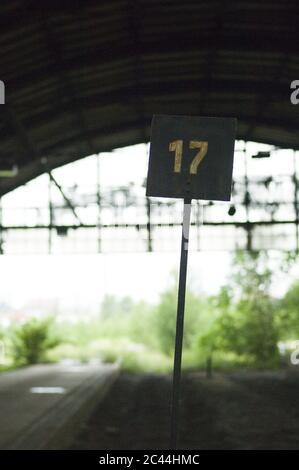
[169,140,208,175]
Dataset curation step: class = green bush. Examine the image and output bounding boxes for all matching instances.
[12,317,60,366]
[120,349,172,374]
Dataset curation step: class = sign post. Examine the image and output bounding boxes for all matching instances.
[146,114,237,449]
[170,196,191,449]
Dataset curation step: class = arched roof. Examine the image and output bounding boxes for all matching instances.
[0,0,298,195]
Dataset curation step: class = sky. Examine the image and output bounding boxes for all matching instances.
[0,142,298,318]
[0,251,231,312]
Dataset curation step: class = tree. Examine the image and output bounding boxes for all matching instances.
[199,251,280,368]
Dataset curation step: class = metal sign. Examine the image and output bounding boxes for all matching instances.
[146,114,236,201]
[146,114,237,450]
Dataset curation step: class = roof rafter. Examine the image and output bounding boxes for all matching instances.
[40,12,96,157]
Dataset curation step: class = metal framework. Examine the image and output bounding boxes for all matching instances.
[0,143,298,254]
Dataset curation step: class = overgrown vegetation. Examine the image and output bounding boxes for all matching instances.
[199,252,281,369]
[11,317,60,366]
[2,250,299,373]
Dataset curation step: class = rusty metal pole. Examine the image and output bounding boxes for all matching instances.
[170,197,192,449]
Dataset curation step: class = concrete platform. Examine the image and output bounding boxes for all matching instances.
[0,362,119,449]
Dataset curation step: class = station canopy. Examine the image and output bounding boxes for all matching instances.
[0,0,298,195]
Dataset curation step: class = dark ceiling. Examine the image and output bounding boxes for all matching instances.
[0,0,298,195]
